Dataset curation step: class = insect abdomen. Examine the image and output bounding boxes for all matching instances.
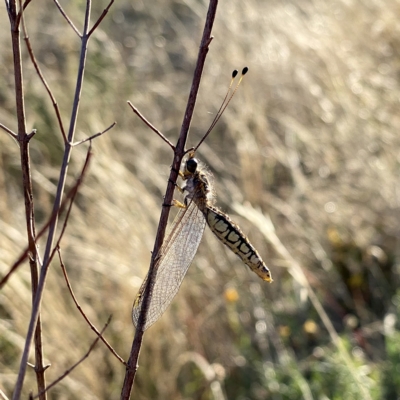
[205,206,272,282]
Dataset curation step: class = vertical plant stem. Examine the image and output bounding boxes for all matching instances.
[120,1,218,399]
[12,2,92,399]
[8,1,47,398]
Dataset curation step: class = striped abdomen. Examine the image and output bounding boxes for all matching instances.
[204,206,272,282]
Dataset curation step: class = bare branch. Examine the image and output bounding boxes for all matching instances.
[71,121,116,146]
[120,1,219,398]
[9,0,49,397]
[53,0,81,37]
[57,248,126,365]
[4,0,11,22]
[27,362,50,371]
[22,0,32,9]
[0,122,18,140]
[23,35,67,143]
[127,102,175,151]
[15,0,33,28]
[173,1,218,154]
[13,2,94,396]
[0,146,92,289]
[27,128,36,140]
[42,147,92,277]
[88,0,114,37]
[31,317,112,399]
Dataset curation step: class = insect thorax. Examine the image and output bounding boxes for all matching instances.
[183,169,215,211]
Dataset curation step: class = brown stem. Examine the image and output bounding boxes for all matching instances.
[7,0,47,398]
[14,0,33,28]
[0,122,18,139]
[58,248,126,365]
[120,1,219,399]
[53,0,81,37]
[88,0,114,37]
[127,101,175,151]
[12,1,97,398]
[0,151,91,290]
[31,317,111,399]
[23,34,67,142]
[71,121,116,146]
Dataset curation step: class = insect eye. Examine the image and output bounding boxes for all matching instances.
[186,158,198,173]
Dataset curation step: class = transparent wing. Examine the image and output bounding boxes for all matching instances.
[132,200,206,330]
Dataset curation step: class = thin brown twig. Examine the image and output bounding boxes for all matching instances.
[127,101,175,151]
[10,0,114,397]
[23,34,67,143]
[120,1,219,398]
[22,0,32,9]
[13,1,93,395]
[31,317,112,399]
[174,2,217,154]
[53,0,81,37]
[27,362,50,371]
[57,248,126,365]
[13,0,94,377]
[27,129,36,140]
[0,148,91,290]
[0,122,18,139]
[15,0,33,28]
[12,143,91,396]
[71,121,116,146]
[2,147,91,398]
[5,1,11,23]
[46,145,92,269]
[88,0,114,37]
[10,0,48,397]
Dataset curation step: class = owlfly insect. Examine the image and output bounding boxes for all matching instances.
[132,68,272,330]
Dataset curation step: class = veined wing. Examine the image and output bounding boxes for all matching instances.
[132,200,206,330]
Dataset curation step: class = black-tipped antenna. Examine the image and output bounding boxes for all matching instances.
[194,67,248,152]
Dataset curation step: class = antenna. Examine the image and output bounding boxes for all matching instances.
[194,67,248,152]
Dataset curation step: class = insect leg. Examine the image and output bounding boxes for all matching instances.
[172,199,186,209]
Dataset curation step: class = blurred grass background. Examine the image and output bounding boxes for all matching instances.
[1,0,400,398]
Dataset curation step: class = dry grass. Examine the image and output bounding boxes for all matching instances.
[1,0,400,398]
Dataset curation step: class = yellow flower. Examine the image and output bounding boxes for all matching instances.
[224,287,239,303]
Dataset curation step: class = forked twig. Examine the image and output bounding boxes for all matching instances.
[88,0,114,37]
[14,0,33,28]
[46,146,92,268]
[9,0,115,398]
[0,146,92,290]
[31,317,112,399]
[53,0,81,37]
[23,30,67,143]
[120,1,219,398]
[9,0,48,397]
[22,0,32,9]
[71,122,116,146]
[57,248,126,365]
[13,0,115,390]
[0,122,18,140]
[127,101,175,151]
